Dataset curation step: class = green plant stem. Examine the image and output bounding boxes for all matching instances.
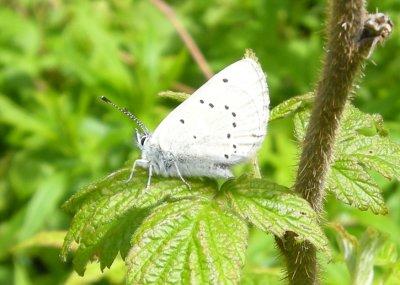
[275,1,393,284]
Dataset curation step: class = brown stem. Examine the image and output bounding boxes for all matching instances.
[172,82,196,94]
[150,0,214,79]
[276,1,393,284]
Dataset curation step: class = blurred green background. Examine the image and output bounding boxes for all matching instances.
[0,0,399,284]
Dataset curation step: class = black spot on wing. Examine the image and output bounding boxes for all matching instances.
[209,103,214,108]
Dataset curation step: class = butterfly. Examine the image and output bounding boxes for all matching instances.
[102,53,269,188]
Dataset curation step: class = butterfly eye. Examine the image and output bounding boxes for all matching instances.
[140,136,147,146]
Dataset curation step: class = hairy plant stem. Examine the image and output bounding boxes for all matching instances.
[275,1,393,284]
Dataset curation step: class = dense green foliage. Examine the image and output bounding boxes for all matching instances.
[1,0,400,284]
[61,165,329,283]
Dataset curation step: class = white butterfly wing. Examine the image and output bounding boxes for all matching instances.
[150,58,269,165]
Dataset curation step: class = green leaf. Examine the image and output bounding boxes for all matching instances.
[158,90,190,102]
[0,94,56,140]
[13,231,67,252]
[64,163,334,282]
[126,199,248,285]
[63,168,210,215]
[62,166,215,275]
[269,92,313,122]
[386,263,400,285]
[336,107,399,180]
[328,160,387,214]
[19,172,67,240]
[294,105,399,214]
[293,109,309,142]
[332,224,389,285]
[338,136,400,180]
[375,240,398,266]
[331,223,358,265]
[14,258,31,285]
[222,175,330,254]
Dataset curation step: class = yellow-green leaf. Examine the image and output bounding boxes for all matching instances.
[158,90,190,102]
[126,199,248,285]
[222,175,330,254]
[294,104,399,213]
[269,92,313,122]
[62,167,215,275]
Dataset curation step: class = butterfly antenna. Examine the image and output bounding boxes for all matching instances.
[100,96,149,134]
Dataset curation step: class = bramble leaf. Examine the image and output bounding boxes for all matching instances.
[126,199,248,284]
[63,157,333,281]
[328,160,387,214]
[336,107,399,180]
[293,109,310,142]
[294,105,399,214]
[61,167,215,275]
[222,175,330,254]
[269,92,313,122]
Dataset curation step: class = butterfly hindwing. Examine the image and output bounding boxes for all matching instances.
[150,58,269,165]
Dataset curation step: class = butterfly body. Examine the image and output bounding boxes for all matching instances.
[140,141,233,178]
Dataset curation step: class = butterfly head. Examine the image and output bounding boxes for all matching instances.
[135,129,150,150]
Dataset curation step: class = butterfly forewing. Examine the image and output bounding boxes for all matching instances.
[150,58,269,165]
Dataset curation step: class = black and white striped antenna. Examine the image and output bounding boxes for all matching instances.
[100,96,149,135]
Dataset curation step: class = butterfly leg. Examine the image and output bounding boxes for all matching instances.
[173,161,191,190]
[146,164,153,189]
[126,159,149,182]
